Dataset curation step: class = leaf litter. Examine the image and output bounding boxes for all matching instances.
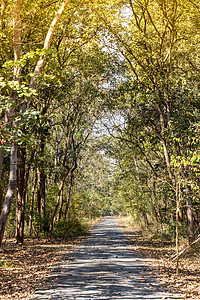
[1,219,200,300]
[120,222,200,300]
[0,238,78,300]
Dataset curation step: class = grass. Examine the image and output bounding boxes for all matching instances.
[119,216,200,300]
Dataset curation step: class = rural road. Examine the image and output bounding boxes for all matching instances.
[31,217,182,299]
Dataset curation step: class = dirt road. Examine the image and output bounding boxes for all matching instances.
[31,217,182,299]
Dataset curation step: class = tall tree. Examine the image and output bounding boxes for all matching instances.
[0,0,71,246]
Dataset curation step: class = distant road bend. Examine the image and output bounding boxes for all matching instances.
[32,217,182,299]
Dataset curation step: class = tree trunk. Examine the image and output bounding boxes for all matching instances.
[15,148,33,244]
[143,212,149,227]
[0,185,3,214]
[37,168,46,216]
[157,104,175,185]
[0,0,71,247]
[48,174,68,239]
[0,142,17,246]
[186,185,194,244]
[28,173,37,237]
[0,0,6,30]
[151,177,161,222]
[15,153,26,244]
[0,0,21,246]
[56,187,64,222]
[175,179,180,274]
[0,150,4,213]
[0,150,4,182]
[64,172,74,220]
[28,0,71,90]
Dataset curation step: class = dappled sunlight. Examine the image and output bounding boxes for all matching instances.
[31,218,181,299]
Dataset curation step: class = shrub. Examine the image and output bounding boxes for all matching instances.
[52,219,89,239]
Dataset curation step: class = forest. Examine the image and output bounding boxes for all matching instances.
[0,0,200,298]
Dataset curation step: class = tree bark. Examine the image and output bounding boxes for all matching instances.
[0,0,21,246]
[0,150,4,213]
[37,168,46,216]
[186,185,194,244]
[56,186,64,222]
[0,0,71,247]
[28,0,71,90]
[64,171,74,220]
[28,173,37,237]
[175,179,180,274]
[0,142,17,245]
[15,148,33,244]
[0,0,6,30]
[15,152,26,244]
[151,177,161,222]
[48,172,69,239]
[0,150,4,182]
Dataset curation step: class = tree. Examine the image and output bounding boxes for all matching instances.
[0,0,71,246]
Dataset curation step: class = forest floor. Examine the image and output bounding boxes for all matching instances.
[0,237,79,299]
[0,217,199,299]
[120,218,200,300]
[0,218,102,300]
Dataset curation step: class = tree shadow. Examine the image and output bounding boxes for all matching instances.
[31,217,182,299]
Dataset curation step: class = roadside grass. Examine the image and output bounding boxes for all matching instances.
[119,216,200,300]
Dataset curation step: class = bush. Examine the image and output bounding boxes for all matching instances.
[52,219,89,239]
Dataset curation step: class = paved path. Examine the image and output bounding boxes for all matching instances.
[32,217,182,299]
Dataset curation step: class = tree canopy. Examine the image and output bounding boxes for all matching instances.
[0,1,199,273]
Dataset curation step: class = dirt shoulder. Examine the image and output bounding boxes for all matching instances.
[0,218,101,300]
[0,238,79,300]
[119,218,200,300]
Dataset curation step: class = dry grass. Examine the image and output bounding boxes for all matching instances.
[1,217,200,299]
[119,217,200,300]
[0,218,101,300]
[0,236,86,300]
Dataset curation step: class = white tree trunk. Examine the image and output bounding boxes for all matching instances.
[29,0,70,90]
[0,0,21,246]
[0,0,71,246]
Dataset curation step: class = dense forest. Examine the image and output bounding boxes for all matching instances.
[0,0,200,272]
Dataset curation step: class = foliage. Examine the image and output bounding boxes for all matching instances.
[0,0,199,258]
[52,219,89,239]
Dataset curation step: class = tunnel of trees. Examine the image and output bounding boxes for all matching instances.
[0,0,200,263]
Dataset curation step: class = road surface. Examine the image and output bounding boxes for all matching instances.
[31,217,182,299]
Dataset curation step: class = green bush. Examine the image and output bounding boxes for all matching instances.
[52,219,89,239]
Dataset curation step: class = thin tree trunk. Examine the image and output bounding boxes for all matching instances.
[175,179,180,274]
[16,148,33,244]
[28,0,71,91]
[48,173,68,239]
[28,173,37,237]
[64,172,74,220]
[0,0,6,30]
[56,187,64,222]
[37,169,46,215]
[15,153,26,244]
[143,211,149,227]
[0,150,4,182]
[157,104,175,185]
[0,185,3,214]
[0,142,17,245]
[151,177,161,222]
[0,150,4,213]
[0,0,71,247]
[186,185,194,244]
[0,0,21,246]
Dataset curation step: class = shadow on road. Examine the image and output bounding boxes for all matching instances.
[31,217,182,299]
